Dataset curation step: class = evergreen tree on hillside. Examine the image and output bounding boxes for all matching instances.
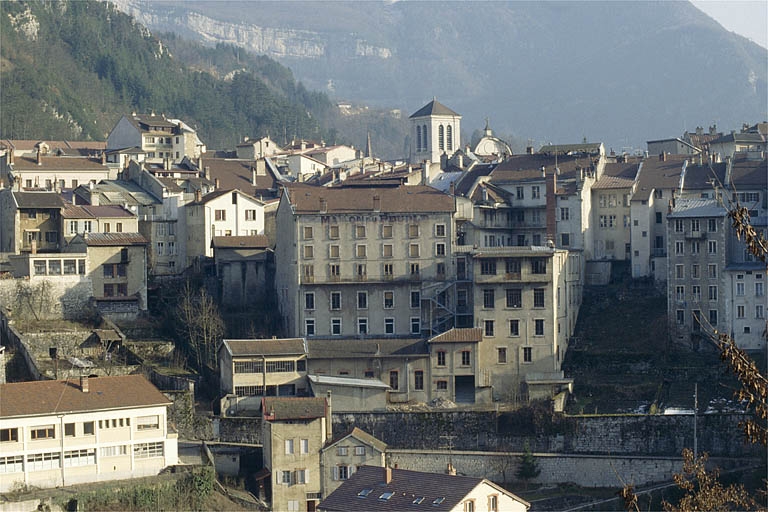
[516,442,540,489]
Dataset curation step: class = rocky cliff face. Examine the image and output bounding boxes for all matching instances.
[108,0,767,150]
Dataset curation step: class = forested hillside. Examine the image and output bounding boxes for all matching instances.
[0,1,343,150]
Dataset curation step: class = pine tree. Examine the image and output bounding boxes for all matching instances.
[516,442,540,489]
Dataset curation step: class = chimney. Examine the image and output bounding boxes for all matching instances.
[446,463,456,476]
[30,238,37,254]
[252,167,257,186]
[36,148,42,166]
[80,375,89,393]
[325,391,333,442]
[545,169,557,245]
[195,189,203,202]
[204,166,211,181]
[540,166,546,178]
[526,146,534,155]
[373,195,381,212]
[449,181,455,196]
[659,152,666,162]
[214,178,220,189]
[385,466,393,484]
[8,150,14,165]
[101,152,106,165]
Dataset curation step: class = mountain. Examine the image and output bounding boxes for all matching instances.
[0,1,352,151]
[109,0,767,152]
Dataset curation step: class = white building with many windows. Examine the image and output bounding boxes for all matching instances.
[0,375,178,492]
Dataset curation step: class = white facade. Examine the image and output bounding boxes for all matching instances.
[409,100,461,165]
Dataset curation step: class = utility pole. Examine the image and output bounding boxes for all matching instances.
[439,434,456,468]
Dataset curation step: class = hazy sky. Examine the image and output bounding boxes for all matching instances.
[691,0,767,49]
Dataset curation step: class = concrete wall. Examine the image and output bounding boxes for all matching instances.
[387,450,756,488]
[0,277,93,321]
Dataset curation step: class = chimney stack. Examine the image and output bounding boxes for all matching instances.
[446,463,457,476]
[204,166,211,181]
[30,238,37,254]
[659,152,666,162]
[101,152,106,165]
[526,146,534,155]
[449,181,455,196]
[195,189,202,202]
[385,466,393,484]
[214,178,220,189]
[36,148,42,166]
[80,375,89,393]
[252,167,257,186]
[325,391,333,442]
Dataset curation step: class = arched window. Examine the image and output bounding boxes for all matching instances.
[438,125,445,151]
[416,125,422,152]
[422,125,428,151]
[446,125,453,151]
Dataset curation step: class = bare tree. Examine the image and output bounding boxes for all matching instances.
[175,282,224,373]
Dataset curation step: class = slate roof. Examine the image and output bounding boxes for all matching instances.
[593,162,640,189]
[2,140,106,155]
[83,232,148,246]
[491,153,598,184]
[667,199,728,218]
[211,235,269,249]
[632,155,687,201]
[710,132,766,144]
[307,338,427,359]
[0,375,170,418]
[730,156,768,188]
[284,183,454,214]
[318,466,528,512]
[681,162,726,190]
[13,191,66,209]
[222,338,307,357]
[537,142,603,156]
[428,328,482,344]
[409,99,461,118]
[60,204,135,219]
[263,397,326,421]
[453,163,497,197]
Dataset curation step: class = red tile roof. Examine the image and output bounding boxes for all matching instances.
[428,328,483,343]
[0,375,170,418]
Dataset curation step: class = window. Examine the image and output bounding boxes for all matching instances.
[331,318,342,335]
[302,265,314,281]
[436,242,446,256]
[329,225,340,239]
[408,224,420,238]
[303,245,314,259]
[282,470,292,485]
[691,219,700,232]
[383,263,393,277]
[305,319,315,336]
[215,210,226,221]
[692,264,700,279]
[167,241,175,255]
[337,446,348,456]
[534,319,545,336]
[708,240,717,254]
[385,318,395,334]
[675,219,684,233]
[484,319,495,337]
[414,370,424,390]
[64,449,96,468]
[31,426,55,440]
[355,225,366,239]
[358,317,368,335]
[709,309,718,326]
[483,289,495,309]
[305,292,315,310]
[436,381,448,391]
[676,265,684,279]
[461,350,471,366]
[534,288,545,308]
[437,351,446,367]
[523,347,532,363]
[481,260,497,275]
[357,291,368,309]
[356,263,367,279]
[329,264,340,278]
[516,186,524,199]
[137,416,159,430]
[27,452,60,471]
[506,288,522,308]
[285,439,294,455]
[464,500,475,512]
[708,286,718,301]
[303,226,313,240]
[708,264,717,279]
[737,282,745,296]
[65,423,75,437]
[382,225,393,238]
[382,244,393,258]
[531,259,547,274]
[531,186,540,199]
[509,319,520,336]
[1,428,19,443]
[330,292,341,310]
[497,347,508,364]
[245,209,258,221]
[356,244,367,258]
[100,445,127,457]
[409,244,420,258]
[692,286,701,301]
[438,125,445,150]
[757,305,765,319]
[756,282,764,297]
[656,212,662,224]
[410,290,420,308]
[676,286,685,301]
[489,495,499,512]
[708,218,717,232]
[737,305,745,319]
[389,371,399,390]
[675,241,684,255]
[676,310,685,325]
[560,207,570,221]
[410,317,420,334]
[691,241,700,254]
[384,291,394,309]
[561,233,570,246]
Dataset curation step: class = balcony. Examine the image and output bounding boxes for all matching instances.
[684,231,707,239]
[504,272,522,281]
[651,248,666,257]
